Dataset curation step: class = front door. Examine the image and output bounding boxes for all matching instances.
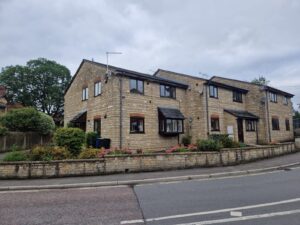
[237,119,244,143]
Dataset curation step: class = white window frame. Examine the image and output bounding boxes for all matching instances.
[94,81,102,96]
[82,87,88,100]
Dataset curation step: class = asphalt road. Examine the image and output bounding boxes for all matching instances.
[1,168,300,225]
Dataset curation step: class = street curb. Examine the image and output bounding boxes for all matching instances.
[1,162,300,191]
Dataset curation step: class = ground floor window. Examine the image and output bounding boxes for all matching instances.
[94,119,101,136]
[211,117,220,131]
[160,119,183,134]
[130,117,144,133]
[272,117,280,130]
[286,119,290,131]
[246,120,256,131]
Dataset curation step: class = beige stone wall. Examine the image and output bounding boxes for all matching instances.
[0,143,296,179]
[155,70,208,143]
[64,62,294,151]
[121,76,187,151]
[64,62,121,147]
[211,77,294,144]
[267,92,294,142]
[64,62,189,151]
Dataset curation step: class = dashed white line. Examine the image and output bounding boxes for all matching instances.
[175,209,300,225]
[120,197,300,224]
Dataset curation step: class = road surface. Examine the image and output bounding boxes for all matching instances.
[1,168,300,225]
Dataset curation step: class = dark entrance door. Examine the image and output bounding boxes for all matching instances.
[237,119,244,142]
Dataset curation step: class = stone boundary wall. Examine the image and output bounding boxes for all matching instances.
[0,132,52,153]
[0,142,296,179]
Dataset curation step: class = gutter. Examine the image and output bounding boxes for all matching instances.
[265,89,272,143]
[119,76,123,149]
[205,83,210,137]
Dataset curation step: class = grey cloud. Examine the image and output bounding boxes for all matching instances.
[0,0,300,107]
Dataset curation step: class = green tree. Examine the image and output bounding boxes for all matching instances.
[251,76,270,85]
[0,58,71,118]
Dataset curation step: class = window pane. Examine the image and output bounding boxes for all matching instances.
[211,118,220,131]
[86,88,88,99]
[130,79,136,92]
[82,89,85,100]
[160,85,165,96]
[137,80,143,93]
[165,86,170,97]
[172,120,178,132]
[130,117,144,133]
[166,119,172,132]
[178,120,183,132]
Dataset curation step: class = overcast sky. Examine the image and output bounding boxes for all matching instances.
[0,0,299,107]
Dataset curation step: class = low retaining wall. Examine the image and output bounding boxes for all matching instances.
[0,132,52,152]
[0,142,296,179]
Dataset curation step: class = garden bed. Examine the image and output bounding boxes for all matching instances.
[0,142,296,179]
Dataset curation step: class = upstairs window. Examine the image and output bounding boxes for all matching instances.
[283,96,289,105]
[82,87,88,101]
[130,117,144,133]
[272,117,280,130]
[160,85,176,99]
[246,120,256,132]
[94,81,102,96]
[130,79,144,94]
[286,119,290,131]
[209,85,218,98]
[269,92,277,103]
[233,91,243,103]
[211,116,220,131]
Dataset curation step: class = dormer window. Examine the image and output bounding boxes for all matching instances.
[269,92,277,103]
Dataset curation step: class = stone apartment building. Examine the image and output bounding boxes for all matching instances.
[64,59,294,151]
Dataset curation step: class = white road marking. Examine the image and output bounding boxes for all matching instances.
[120,197,300,224]
[175,209,300,225]
[230,211,242,217]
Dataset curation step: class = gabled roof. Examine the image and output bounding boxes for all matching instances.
[154,68,207,81]
[64,60,188,95]
[115,69,188,89]
[206,80,249,94]
[211,76,294,98]
[158,107,185,119]
[224,109,259,120]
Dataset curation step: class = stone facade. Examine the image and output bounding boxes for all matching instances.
[64,60,294,151]
[0,143,296,179]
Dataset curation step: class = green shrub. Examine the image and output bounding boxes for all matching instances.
[78,148,100,159]
[3,151,28,161]
[0,107,55,135]
[37,112,55,135]
[0,126,8,136]
[209,134,239,148]
[29,145,70,161]
[197,139,222,151]
[86,132,98,147]
[54,128,85,156]
[181,135,192,146]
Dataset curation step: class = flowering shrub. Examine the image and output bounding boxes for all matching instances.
[165,145,189,153]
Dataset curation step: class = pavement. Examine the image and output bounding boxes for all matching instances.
[1,151,300,190]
